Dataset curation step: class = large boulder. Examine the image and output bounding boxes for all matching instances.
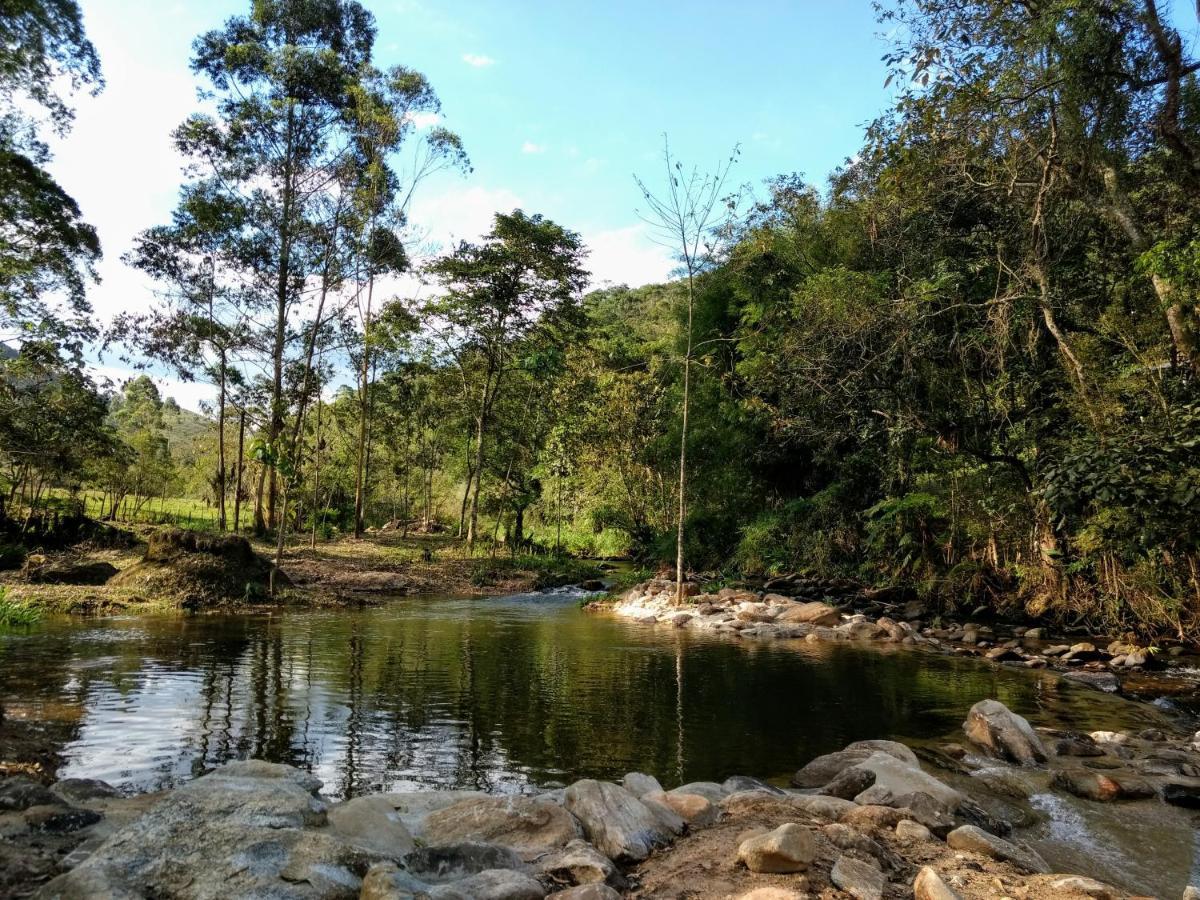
[850,752,964,812]
[404,842,527,883]
[563,780,672,862]
[776,601,841,627]
[736,823,817,873]
[962,699,1048,766]
[426,868,545,899]
[791,742,917,789]
[326,795,415,856]
[536,839,623,888]
[422,796,581,861]
[36,761,387,899]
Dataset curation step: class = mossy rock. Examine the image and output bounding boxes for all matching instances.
[109,529,283,605]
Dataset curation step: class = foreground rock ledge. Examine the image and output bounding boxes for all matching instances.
[24,699,1200,899]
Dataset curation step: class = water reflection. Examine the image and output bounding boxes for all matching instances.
[0,590,1171,798]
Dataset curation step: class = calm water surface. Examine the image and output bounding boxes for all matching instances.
[0,588,1170,797]
[5,588,1200,895]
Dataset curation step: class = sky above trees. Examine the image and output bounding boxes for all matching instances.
[43,0,1200,409]
[48,0,893,406]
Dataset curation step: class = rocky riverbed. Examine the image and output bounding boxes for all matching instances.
[602,578,1200,703]
[4,699,1200,898]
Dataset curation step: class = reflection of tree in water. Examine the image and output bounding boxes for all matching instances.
[1,604,1165,796]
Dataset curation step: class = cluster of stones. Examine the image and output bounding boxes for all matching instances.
[605,578,1183,694]
[8,699,1197,898]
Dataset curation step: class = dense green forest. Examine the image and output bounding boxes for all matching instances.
[3,0,1200,636]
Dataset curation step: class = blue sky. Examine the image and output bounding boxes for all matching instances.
[52,1,891,405]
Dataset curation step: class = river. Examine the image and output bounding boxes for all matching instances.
[1,586,1197,894]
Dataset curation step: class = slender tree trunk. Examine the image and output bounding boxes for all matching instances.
[353,273,375,538]
[467,413,486,551]
[233,408,246,535]
[217,349,228,531]
[458,433,473,538]
[311,395,323,550]
[675,272,695,604]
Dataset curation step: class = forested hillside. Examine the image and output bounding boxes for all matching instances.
[2,0,1199,636]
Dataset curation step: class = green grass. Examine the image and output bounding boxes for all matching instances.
[0,588,41,627]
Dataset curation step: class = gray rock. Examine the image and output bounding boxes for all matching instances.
[620,772,662,797]
[637,790,686,835]
[49,778,120,805]
[782,793,859,820]
[843,740,919,766]
[326,795,415,856]
[962,699,1048,766]
[737,822,817,873]
[1063,670,1121,693]
[405,841,527,883]
[945,824,1049,873]
[35,761,377,900]
[422,795,581,861]
[1162,781,1200,808]
[670,781,727,803]
[850,753,963,812]
[831,854,886,900]
[895,819,933,841]
[359,861,432,899]
[563,780,672,862]
[427,868,546,899]
[0,777,57,811]
[536,839,624,888]
[821,766,875,800]
[377,790,489,837]
[722,775,784,796]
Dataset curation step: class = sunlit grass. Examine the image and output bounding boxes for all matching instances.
[0,588,41,627]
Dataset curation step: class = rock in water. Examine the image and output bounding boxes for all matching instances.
[831,854,886,900]
[563,780,672,862]
[422,795,581,861]
[962,699,1048,765]
[736,823,817,873]
[36,760,385,899]
[913,867,961,900]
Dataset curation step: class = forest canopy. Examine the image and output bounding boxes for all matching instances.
[2,0,1199,637]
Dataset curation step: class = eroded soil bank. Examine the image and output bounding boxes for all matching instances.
[6,699,1199,899]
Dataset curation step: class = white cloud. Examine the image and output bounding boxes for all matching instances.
[404,110,442,128]
[582,224,674,289]
[461,53,495,68]
[408,184,523,251]
[521,141,545,154]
